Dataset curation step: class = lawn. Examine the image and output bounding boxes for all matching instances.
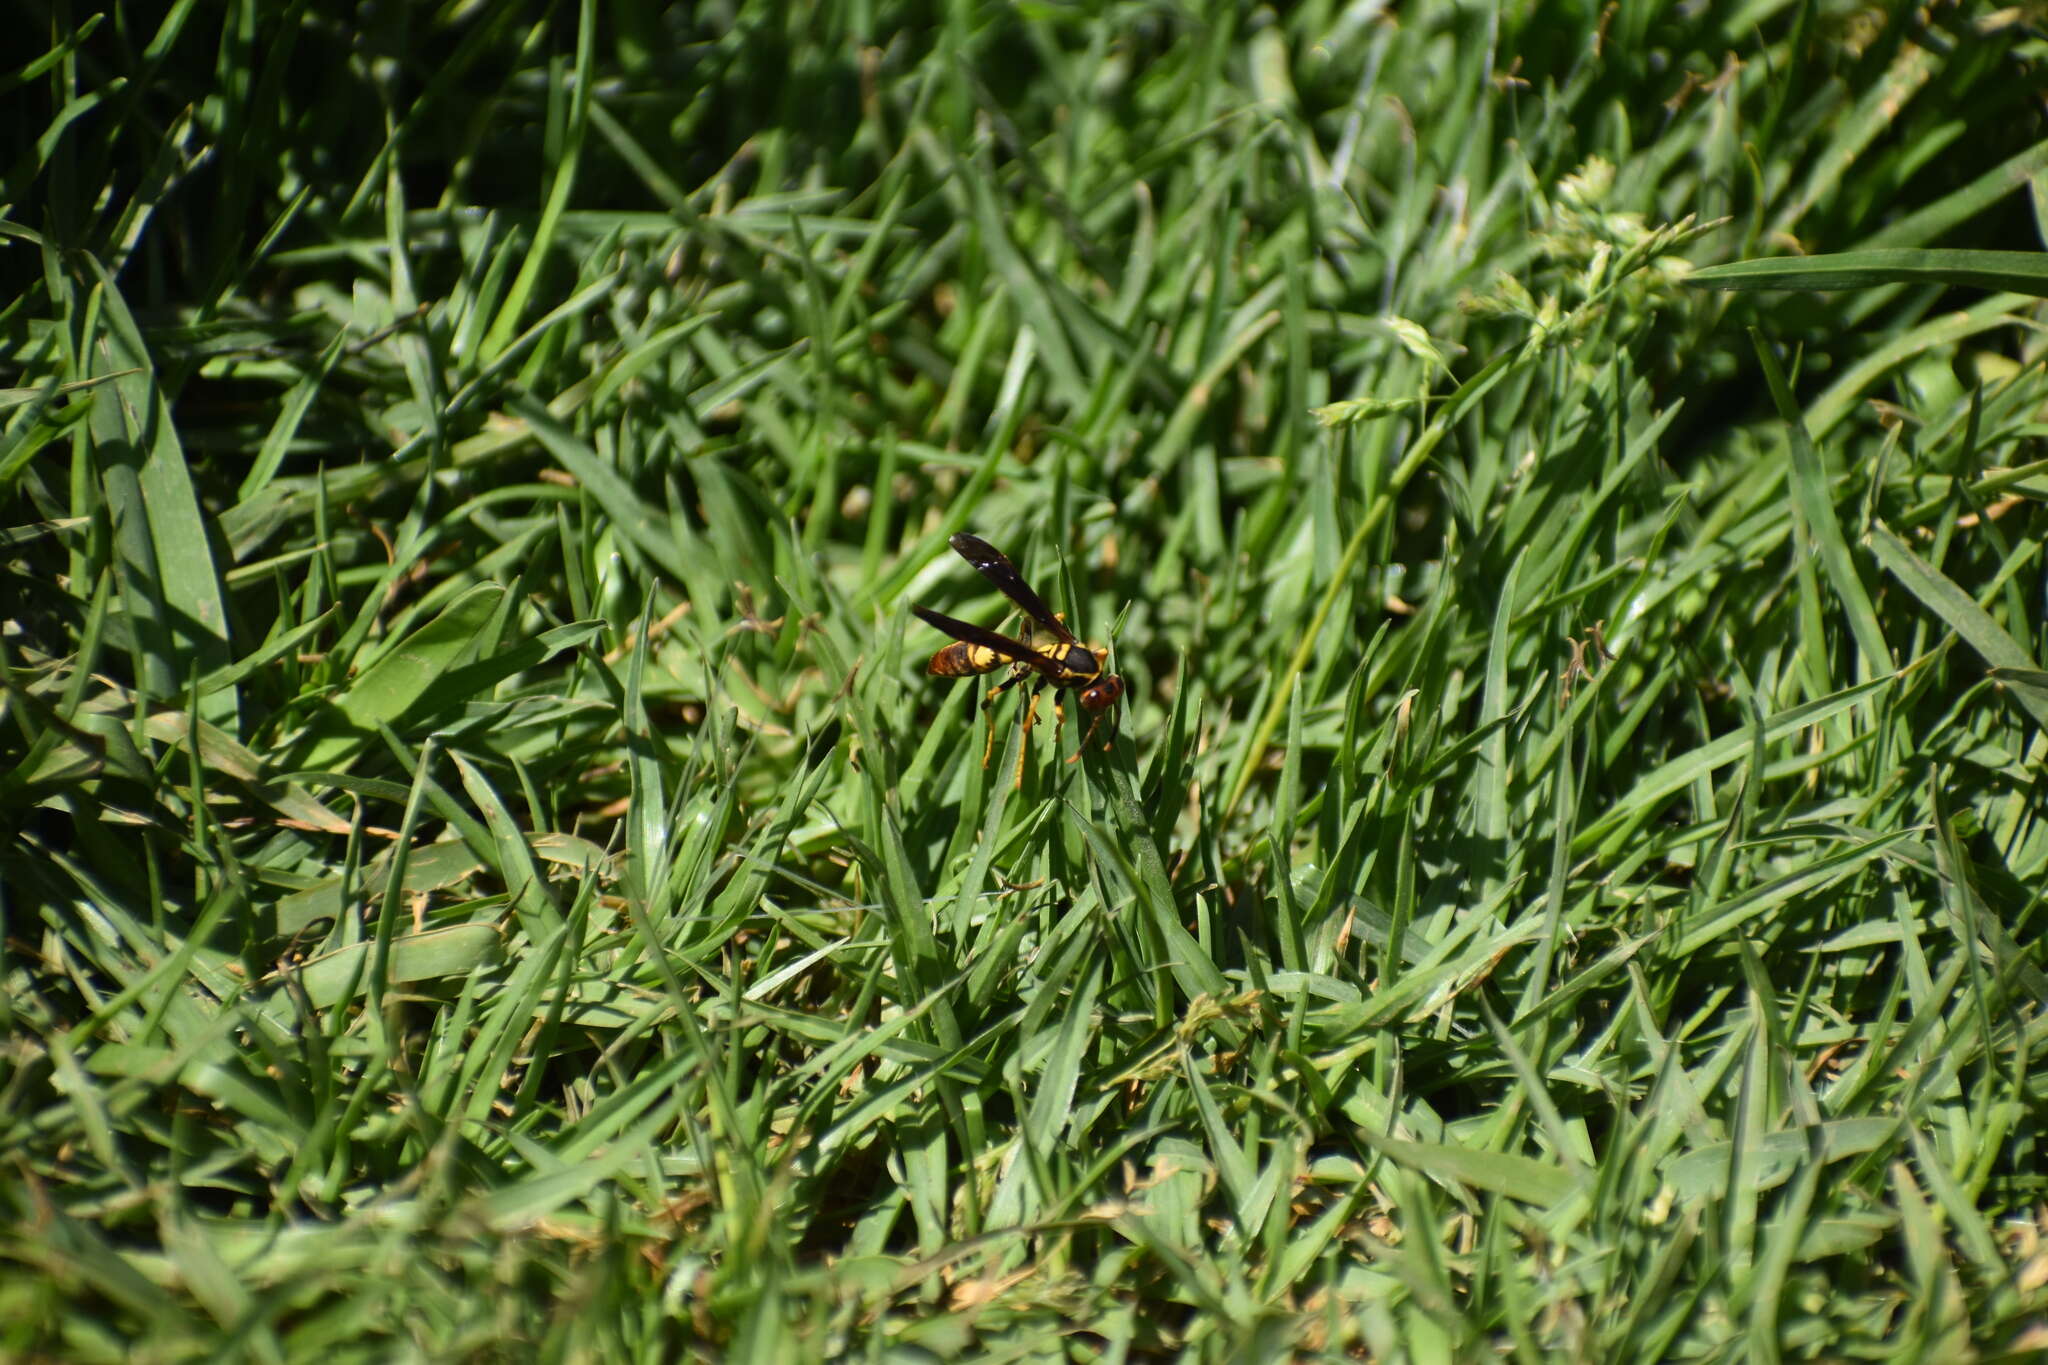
[5,1,2048,1359]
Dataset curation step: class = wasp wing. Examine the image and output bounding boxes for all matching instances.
[948,533,1079,644]
[911,605,1065,681]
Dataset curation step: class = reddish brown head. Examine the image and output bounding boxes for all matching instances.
[1080,646,1123,713]
[1080,675,1124,712]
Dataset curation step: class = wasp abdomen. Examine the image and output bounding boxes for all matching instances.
[928,642,1002,676]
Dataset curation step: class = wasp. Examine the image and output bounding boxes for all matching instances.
[912,533,1123,775]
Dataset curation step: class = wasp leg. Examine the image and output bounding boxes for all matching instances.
[1077,707,1115,756]
[1056,694,1084,764]
[979,667,1030,768]
[1013,683,1045,788]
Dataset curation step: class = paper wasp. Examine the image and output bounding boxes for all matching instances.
[912,533,1123,775]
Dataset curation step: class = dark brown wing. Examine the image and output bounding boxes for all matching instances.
[948,533,1078,644]
[911,605,1063,681]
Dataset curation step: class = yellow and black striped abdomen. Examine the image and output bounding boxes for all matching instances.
[928,641,1006,677]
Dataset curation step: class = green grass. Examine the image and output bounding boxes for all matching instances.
[6,1,2048,1359]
